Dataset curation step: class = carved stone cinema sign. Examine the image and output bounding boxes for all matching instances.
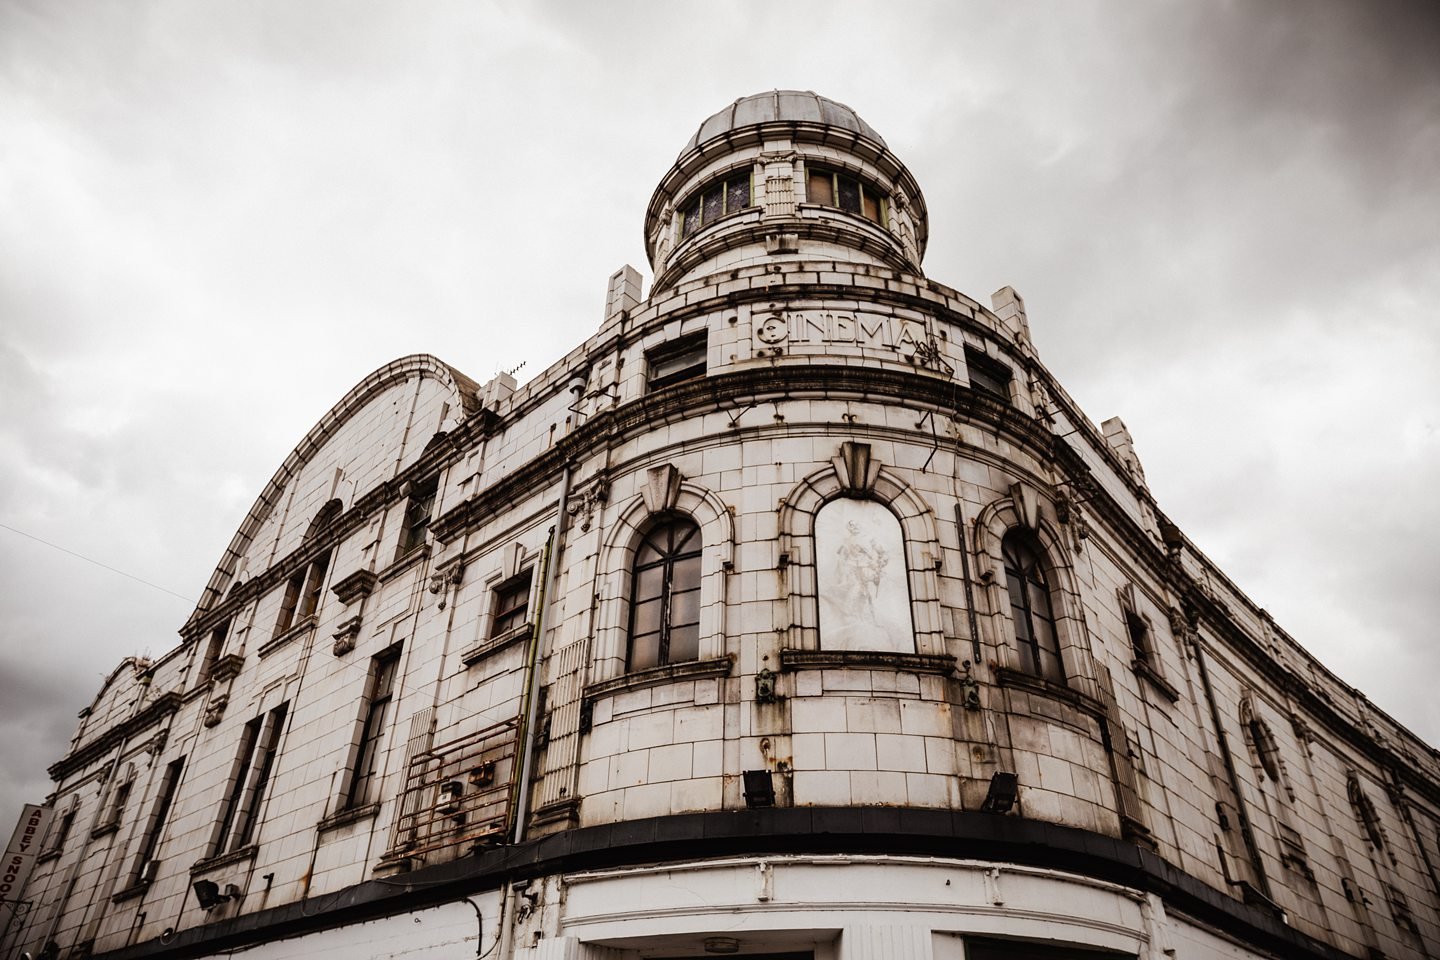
[755,309,931,352]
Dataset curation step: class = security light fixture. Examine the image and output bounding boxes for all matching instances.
[704,938,741,954]
[980,772,1018,814]
[742,769,775,808]
[191,879,231,910]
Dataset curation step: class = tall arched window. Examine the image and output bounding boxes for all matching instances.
[627,516,702,671]
[1002,530,1065,683]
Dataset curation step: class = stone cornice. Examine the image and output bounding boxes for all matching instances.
[88,809,1352,960]
[48,690,182,782]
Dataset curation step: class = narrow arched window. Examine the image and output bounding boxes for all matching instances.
[1002,530,1065,683]
[627,517,702,671]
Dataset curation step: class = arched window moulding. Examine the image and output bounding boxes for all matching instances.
[973,482,1097,694]
[592,465,734,685]
[778,443,944,656]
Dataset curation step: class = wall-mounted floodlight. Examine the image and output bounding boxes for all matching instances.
[191,879,232,910]
[742,769,775,808]
[980,772,1019,813]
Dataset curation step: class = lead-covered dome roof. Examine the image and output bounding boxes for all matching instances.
[681,90,886,155]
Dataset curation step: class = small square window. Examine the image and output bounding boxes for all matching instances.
[965,347,1011,402]
[491,569,534,639]
[1126,610,1152,663]
[647,333,708,391]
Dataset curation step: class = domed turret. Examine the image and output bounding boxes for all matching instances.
[645,90,928,293]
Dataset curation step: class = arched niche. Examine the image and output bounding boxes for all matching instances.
[778,443,943,656]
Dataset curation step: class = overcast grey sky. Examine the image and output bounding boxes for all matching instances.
[2,0,1438,828]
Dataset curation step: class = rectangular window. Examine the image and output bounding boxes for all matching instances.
[273,554,330,637]
[647,333,708,391]
[1126,610,1153,663]
[491,569,534,639]
[107,779,132,829]
[212,703,287,856]
[345,651,400,809]
[44,807,75,857]
[130,757,184,884]
[197,621,229,686]
[965,347,1012,402]
[679,172,753,238]
[399,477,438,555]
[806,166,887,225]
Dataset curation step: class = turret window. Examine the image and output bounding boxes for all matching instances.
[806,166,886,224]
[679,172,753,239]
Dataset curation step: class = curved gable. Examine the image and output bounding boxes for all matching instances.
[184,355,479,630]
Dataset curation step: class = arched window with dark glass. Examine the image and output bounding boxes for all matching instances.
[1002,530,1065,683]
[627,517,702,671]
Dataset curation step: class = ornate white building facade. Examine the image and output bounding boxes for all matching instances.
[5,91,1440,960]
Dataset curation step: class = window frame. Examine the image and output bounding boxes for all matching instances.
[196,621,229,687]
[804,164,888,226]
[965,347,1013,403]
[646,333,708,392]
[626,515,704,672]
[490,569,534,641]
[398,476,438,556]
[1001,529,1066,684]
[129,756,184,885]
[344,650,401,811]
[677,169,755,239]
[211,703,287,856]
[273,552,329,638]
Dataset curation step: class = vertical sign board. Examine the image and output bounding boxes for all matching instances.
[1,804,53,937]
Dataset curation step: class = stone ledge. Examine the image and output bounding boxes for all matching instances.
[330,569,379,605]
[110,880,151,904]
[317,803,381,835]
[461,623,532,667]
[778,648,956,675]
[189,843,257,877]
[1133,658,1181,704]
[379,544,430,583]
[256,616,317,659]
[994,667,1106,718]
[583,656,734,700]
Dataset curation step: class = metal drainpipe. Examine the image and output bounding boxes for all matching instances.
[511,463,571,846]
[954,504,983,664]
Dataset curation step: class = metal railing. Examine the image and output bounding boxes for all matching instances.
[383,717,519,862]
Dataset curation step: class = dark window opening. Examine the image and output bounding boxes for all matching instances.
[45,808,75,857]
[1003,530,1066,684]
[679,172,753,238]
[399,477,439,555]
[627,516,703,671]
[966,347,1012,402]
[274,553,330,637]
[346,651,400,809]
[131,757,184,883]
[647,334,708,391]
[213,703,287,855]
[107,780,132,828]
[197,621,229,686]
[806,166,887,225]
[1125,610,1152,664]
[491,569,534,639]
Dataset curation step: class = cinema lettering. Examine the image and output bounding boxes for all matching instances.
[754,309,931,352]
